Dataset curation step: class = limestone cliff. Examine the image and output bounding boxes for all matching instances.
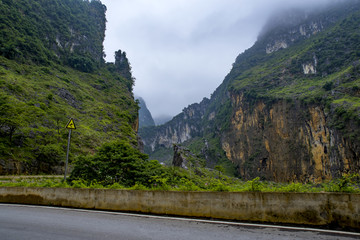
[140,1,360,181]
[223,93,360,182]
[139,98,210,160]
[137,97,155,128]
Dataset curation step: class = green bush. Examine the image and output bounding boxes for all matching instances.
[323,174,360,193]
[34,144,64,166]
[248,177,262,191]
[68,55,95,73]
[69,140,157,187]
[1,173,359,194]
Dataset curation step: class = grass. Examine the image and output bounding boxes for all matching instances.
[0,55,139,172]
[333,96,360,107]
[1,173,359,193]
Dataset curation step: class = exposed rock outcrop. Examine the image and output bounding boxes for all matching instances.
[173,144,204,169]
[139,98,210,151]
[140,1,360,182]
[222,93,360,182]
[115,50,132,81]
[137,97,155,128]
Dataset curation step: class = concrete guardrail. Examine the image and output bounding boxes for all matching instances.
[0,187,359,231]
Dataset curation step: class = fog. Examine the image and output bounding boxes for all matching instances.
[101,0,332,119]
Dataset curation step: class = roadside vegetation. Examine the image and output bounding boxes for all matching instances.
[1,172,359,193]
[1,140,359,193]
[1,1,359,194]
[0,0,138,175]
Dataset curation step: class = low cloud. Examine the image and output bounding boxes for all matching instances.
[101,0,332,118]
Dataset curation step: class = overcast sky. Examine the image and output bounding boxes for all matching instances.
[101,0,331,119]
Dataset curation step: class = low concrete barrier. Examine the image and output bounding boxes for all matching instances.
[0,187,359,231]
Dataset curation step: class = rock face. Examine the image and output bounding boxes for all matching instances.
[139,98,210,151]
[223,93,359,182]
[140,1,360,182]
[137,97,155,128]
[261,8,328,55]
[172,144,205,170]
[115,50,133,81]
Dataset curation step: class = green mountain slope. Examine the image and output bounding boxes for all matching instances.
[224,1,360,136]
[0,0,139,174]
[139,1,360,182]
[0,0,105,71]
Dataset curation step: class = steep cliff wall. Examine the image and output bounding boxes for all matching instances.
[140,98,210,152]
[137,97,155,128]
[222,93,360,182]
[221,0,360,181]
[140,1,360,181]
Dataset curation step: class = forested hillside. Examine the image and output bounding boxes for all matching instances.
[140,0,360,182]
[0,0,139,174]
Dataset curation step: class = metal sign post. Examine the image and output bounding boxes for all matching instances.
[64,129,71,181]
[64,118,76,181]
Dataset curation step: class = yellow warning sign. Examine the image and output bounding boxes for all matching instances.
[65,118,76,129]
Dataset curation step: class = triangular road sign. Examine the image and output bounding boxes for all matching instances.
[65,118,76,129]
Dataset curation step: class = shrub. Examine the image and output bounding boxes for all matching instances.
[69,140,157,187]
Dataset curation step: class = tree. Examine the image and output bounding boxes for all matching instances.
[34,144,64,174]
[214,165,225,175]
[69,140,150,186]
[0,96,24,144]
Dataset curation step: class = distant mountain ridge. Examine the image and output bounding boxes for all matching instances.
[154,115,173,126]
[139,0,360,181]
[137,97,155,128]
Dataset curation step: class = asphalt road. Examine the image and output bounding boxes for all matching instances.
[0,204,358,240]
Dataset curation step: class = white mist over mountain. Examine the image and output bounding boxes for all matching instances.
[102,0,332,119]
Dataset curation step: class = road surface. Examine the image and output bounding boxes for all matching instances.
[0,204,358,240]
